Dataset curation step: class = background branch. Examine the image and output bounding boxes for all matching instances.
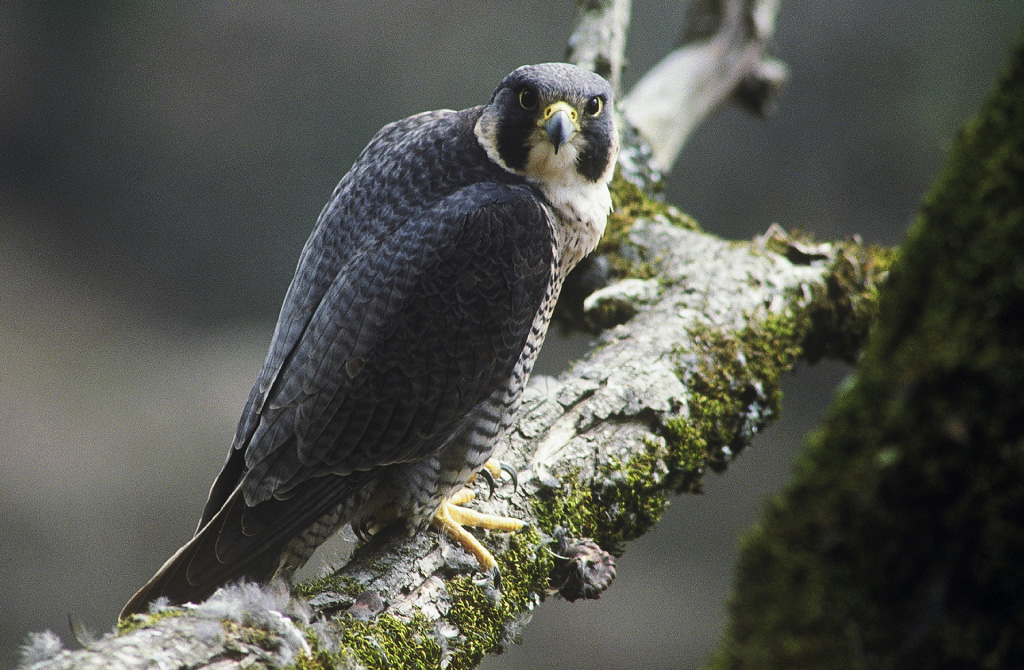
[621,0,787,171]
[566,0,632,95]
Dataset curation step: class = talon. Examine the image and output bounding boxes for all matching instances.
[474,565,502,589]
[482,459,504,481]
[477,467,498,499]
[498,462,519,493]
[491,565,502,591]
[352,505,399,543]
[353,520,371,544]
[476,459,519,497]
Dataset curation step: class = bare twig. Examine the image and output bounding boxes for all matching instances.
[566,0,632,95]
[622,0,787,171]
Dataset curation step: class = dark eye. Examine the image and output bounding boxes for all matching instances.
[585,96,603,116]
[518,88,538,110]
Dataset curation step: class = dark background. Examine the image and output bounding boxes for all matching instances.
[1,2,1019,668]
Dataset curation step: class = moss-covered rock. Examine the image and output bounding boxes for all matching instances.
[709,34,1024,670]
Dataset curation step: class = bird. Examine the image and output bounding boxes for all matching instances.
[121,62,619,618]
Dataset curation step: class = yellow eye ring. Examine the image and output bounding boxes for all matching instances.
[519,88,538,110]
[585,96,603,116]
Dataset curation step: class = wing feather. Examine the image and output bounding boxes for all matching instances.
[221,181,551,522]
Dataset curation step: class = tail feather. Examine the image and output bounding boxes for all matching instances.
[120,473,371,619]
[119,492,280,618]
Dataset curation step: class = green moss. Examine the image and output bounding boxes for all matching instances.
[444,528,555,669]
[662,417,711,491]
[290,528,555,669]
[607,170,698,238]
[115,607,186,636]
[601,170,699,279]
[681,313,806,473]
[336,614,442,668]
[530,466,601,540]
[709,34,1024,669]
[595,445,671,550]
[288,629,335,670]
[289,613,446,670]
[294,574,365,601]
[800,238,895,364]
[222,618,280,652]
[536,308,821,558]
[528,437,690,555]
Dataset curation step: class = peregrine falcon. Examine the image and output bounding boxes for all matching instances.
[122,62,618,617]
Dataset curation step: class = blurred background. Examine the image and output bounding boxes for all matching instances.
[1,2,1019,668]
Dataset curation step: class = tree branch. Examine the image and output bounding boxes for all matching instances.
[21,203,889,668]
[621,0,787,171]
[566,0,632,95]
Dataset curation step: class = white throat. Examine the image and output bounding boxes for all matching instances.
[538,177,612,268]
[474,112,617,270]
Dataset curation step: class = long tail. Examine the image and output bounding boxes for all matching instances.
[119,490,284,618]
[120,472,363,619]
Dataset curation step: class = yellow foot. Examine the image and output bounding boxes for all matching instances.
[433,487,527,574]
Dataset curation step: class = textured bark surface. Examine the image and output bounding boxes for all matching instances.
[566,0,631,95]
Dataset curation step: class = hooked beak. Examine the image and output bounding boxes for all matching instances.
[542,101,579,154]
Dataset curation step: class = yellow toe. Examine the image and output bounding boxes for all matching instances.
[432,493,527,572]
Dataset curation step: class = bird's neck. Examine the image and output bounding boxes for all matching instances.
[539,178,612,273]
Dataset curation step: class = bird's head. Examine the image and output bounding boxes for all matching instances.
[476,63,619,187]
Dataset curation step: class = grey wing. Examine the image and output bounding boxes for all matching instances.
[193,201,355,529]
[197,182,553,535]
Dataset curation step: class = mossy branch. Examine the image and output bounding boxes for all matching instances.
[20,179,890,668]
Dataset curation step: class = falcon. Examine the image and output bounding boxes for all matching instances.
[122,62,619,617]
